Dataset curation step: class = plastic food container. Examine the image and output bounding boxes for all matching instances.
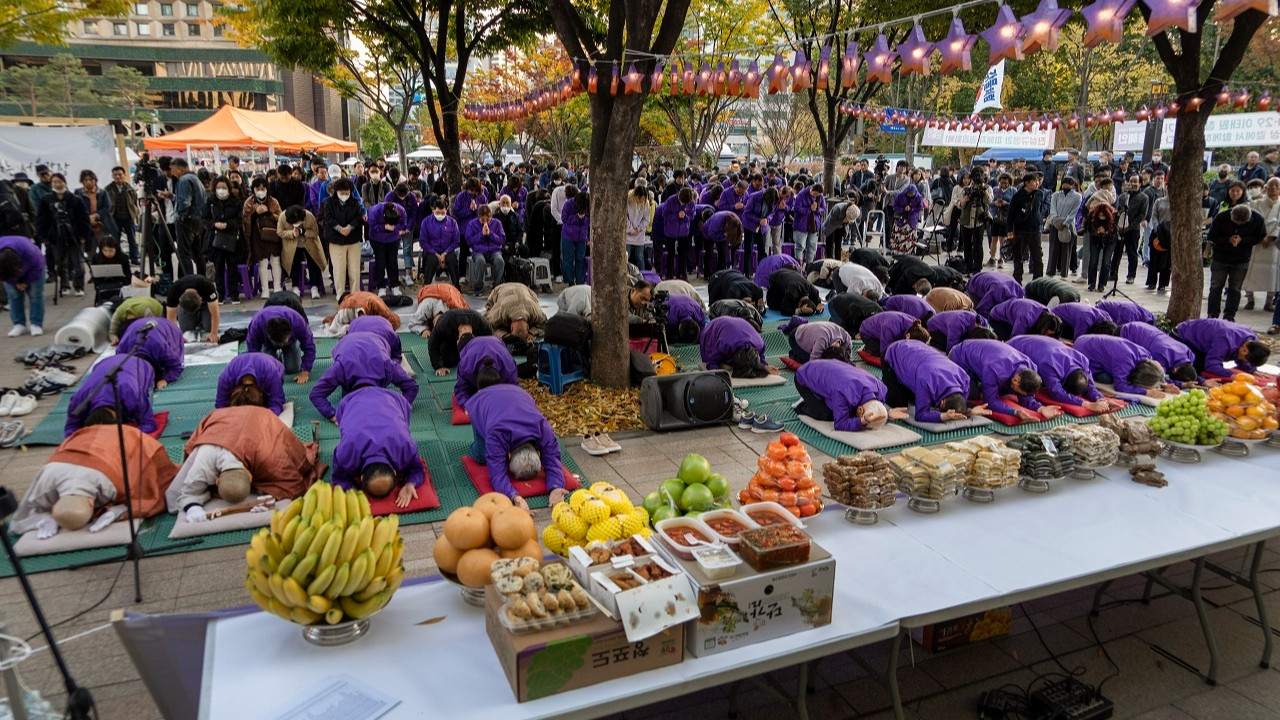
[740,501,806,529]
[699,509,759,545]
[654,517,716,560]
[692,545,743,580]
[497,589,598,634]
[737,525,812,571]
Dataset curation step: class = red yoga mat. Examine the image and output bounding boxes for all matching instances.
[366,457,441,515]
[1034,391,1126,418]
[146,411,169,439]
[857,350,883,367]
[450,395,471,425]
[780,357,803,371]
[461,456,580,498]
[972,395,1045,426]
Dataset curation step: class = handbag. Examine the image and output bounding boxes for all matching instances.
[212,230,238,252]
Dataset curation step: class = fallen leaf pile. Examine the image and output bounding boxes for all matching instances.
[520,379,644,437]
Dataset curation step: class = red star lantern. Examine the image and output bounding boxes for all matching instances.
[624,63,643,94]
[727,60,742,95]
[1082,0,1137,47]
[791,49,813,90]
[1258,91,1272,111]
[649,62,665,94]
[696,63,712,95]
[1144,0,1204,36]
[766,53,789,94]
[743,61,763,98]
[714,61,727,95]
[587,66,598,93]
[897,25,935,76]
[816,45,832,90]
[1217,0,1278,21]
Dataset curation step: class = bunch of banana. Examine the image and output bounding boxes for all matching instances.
[245,482,405,626]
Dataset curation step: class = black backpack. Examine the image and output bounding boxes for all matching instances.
[543,313,594,371]
[505,257,535,288]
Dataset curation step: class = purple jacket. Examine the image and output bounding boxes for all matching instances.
[560,197,589,244]
[665,294,706,328]
[384,190,418,226]
[753,253,802,288]
[700,316,765,370]
[1097,301,1155,327]
[245,306,316,372]
[926,310,987,353]
[743,190,783,231]
[792,187,827,234]
[858,311,918,354]
[367,202,408,245]
[703,211,737,243]
[1008,335,1102,404]
[503,185,528,218]
[658,195,695,238]
[879,294,934,320]
[332,387,423,490]
[465,217,506,255]
[348,314,401,362]
[716,185,749,220]
[1176,319,1256,377]
[310,333,418,420]
[883,339,970,423]
[949,339,1043,415]
[968,271,1025,315]
[467,384,564,497]
[452,190,487,225]
[892,185,925,227]
[1073,334,1153,395]
[0,236,45,286]
[991,298,1051,337]
[215,352,286,414]
[1121,322,1194,383]
[419,213,460,254]
[65,355,155,437]
[117,318,184,384]
[1051,302,1111,338]
[795,359,887,432]
[454,336,518,410]
[793,321,852,358]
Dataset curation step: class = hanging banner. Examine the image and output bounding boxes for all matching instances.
[921,124,1056,149]
[0,124,121,186]
[1114,113,1280,152]
[973,60,1006,113]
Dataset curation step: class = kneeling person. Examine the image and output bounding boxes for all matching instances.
[467,384,567,512]
[311,332,418,421]
[64,355,157,437]
[795,359,905,431]
[246,305,316,383]
[700,316,776,379]
[216,353,286,413]
[332,387,424,508]
[1008,335,1111,412]
[949,339,1062,421]
[882,340,988,422]
[454,336,518,410]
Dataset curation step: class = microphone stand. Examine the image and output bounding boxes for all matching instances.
[0,488,96,720]
[66,323,202,601]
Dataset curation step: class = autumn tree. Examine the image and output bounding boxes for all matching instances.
[42,54,95,119]
[220,0,546,191]
[324,39,423,170]
[1144,4,1273,323]
[755,93,818,165]
[459,57,520,165]
[0,0,129,49]
[545,0,691,388]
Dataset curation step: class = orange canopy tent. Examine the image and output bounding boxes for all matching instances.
[143,106,357,153]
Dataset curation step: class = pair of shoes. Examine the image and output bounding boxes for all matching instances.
[737,411,783,433]
[310,287,321,300]
[582,432,622,455]
[1071,276,1087,284]
[0,421,26,448]
[29,325,42,336]
[0,391,36,417]
[7,324,27,338]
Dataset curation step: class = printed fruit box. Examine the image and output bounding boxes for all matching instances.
[484,587,685,702]
[910,607,1013,653]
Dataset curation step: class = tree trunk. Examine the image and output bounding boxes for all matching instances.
[822,147,837,197]
[436,89,465,192]
[1165,108,1211,324]
[394,128,408,175]
[588,93,645,389]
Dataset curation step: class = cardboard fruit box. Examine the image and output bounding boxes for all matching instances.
[910,607,1013,653]
[484,586,685,702]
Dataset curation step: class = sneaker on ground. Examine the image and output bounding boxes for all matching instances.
[310,287,321,299]
[28,325,42,336]
[580,433,609,456]
[737,411,756,429]
[377,288,387,298]
[751,415,784,433]
[260,289,270,299]
[0,391,17,417]
[7,325,27,338]
[7,393,37,417]
[597,433,622,453]
[391,287,402,297]
[734,397,749,411]
[75,289,84,297]
[183,330,198,342]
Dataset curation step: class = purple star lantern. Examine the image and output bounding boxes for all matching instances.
[1143,0,1204,36]
[897,24,935,76]
[1081,0,1136,47]
[938,18,978,74]
[982,5,1026,64]
[1021,0,1073,54]
[840,40,860,88]
[863,33,897,85]
[1217,0,1278,21]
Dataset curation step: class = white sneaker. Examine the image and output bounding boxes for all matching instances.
[310,286,321,300]
[7,325,27,338]
[7,394,36,417]
[0,392,16,417]
[377,288,387,298]
[28,325,42,336]
[391,287,402,297]
[75,290,84,297]
[260,289,270,299]
[183,330,198,342]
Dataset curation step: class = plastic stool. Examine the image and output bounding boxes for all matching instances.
[235,265,258,298]
[529,257,553,293]
[296,260,311,294]
[641,270,661,285]
[537,343,587,395]
[782,242,795,258]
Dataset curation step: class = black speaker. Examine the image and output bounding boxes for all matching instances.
[639,370,735,431]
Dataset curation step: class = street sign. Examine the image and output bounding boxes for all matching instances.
[880,122,907,135]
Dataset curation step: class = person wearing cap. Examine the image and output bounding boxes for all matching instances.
[28,165,53,209]
[11,424,178,540]
[167,405,322,523]
[795,359,904,432]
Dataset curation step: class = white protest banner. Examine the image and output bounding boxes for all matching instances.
[0,124,121,185]
[921,124,1056,150]
[1114,113,1280,152]
[1112,120,1149,153]
[973,60,1005,113]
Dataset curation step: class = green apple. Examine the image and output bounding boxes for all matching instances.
[653,505,679,523]
[684,510,704,518]
[658,479,685,507]
[706,473,730,501]
[680,483,715,512]
[678,454,712,485]
[642,492,663,518]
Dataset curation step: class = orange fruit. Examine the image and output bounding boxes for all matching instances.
[1246,405,1266,419]
[1220,393,1242,406]
[499,538,543,560]
[456,548,501,588]
[1233,373,1256,384]
[1237,416,1260,431]
[443,507,491,551]
[433,535,464,575]
[473,492,514,520]
[1226,405,1247,418]
[1262,416,1279,430]
[490,507,536,550]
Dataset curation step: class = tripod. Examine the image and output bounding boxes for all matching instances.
[138,193,177,282]
[1099,263,1138,303]
[66,323,201,601]
[0,488,96,720]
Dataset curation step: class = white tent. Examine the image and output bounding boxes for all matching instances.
[340,157,358,166]
[407,145,443,160]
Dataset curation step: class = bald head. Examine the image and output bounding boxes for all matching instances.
[52,496,94,530]
[217,468,252,504]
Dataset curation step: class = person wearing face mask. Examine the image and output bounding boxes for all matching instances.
[386,183,418,286]
[466,205,507,296]
[367,197,408,298]
[242,177,283,299]
[1209,165,1235,207]
[35,172,91,297]
[321,177,365,297]
[795,359,905,432]
[278,205,327,299]
[1111,178,1149,285]
[1249,178,1280,321]
[75,169,118,260]
[359,169,390,215]
[207,177,243,304]
[454,177,489,271]
[491,195,524,259]
[419,197,460,287]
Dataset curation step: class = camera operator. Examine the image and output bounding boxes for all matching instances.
[170,158,207,278]
[949,168,992,273]
[135,153,175,277]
